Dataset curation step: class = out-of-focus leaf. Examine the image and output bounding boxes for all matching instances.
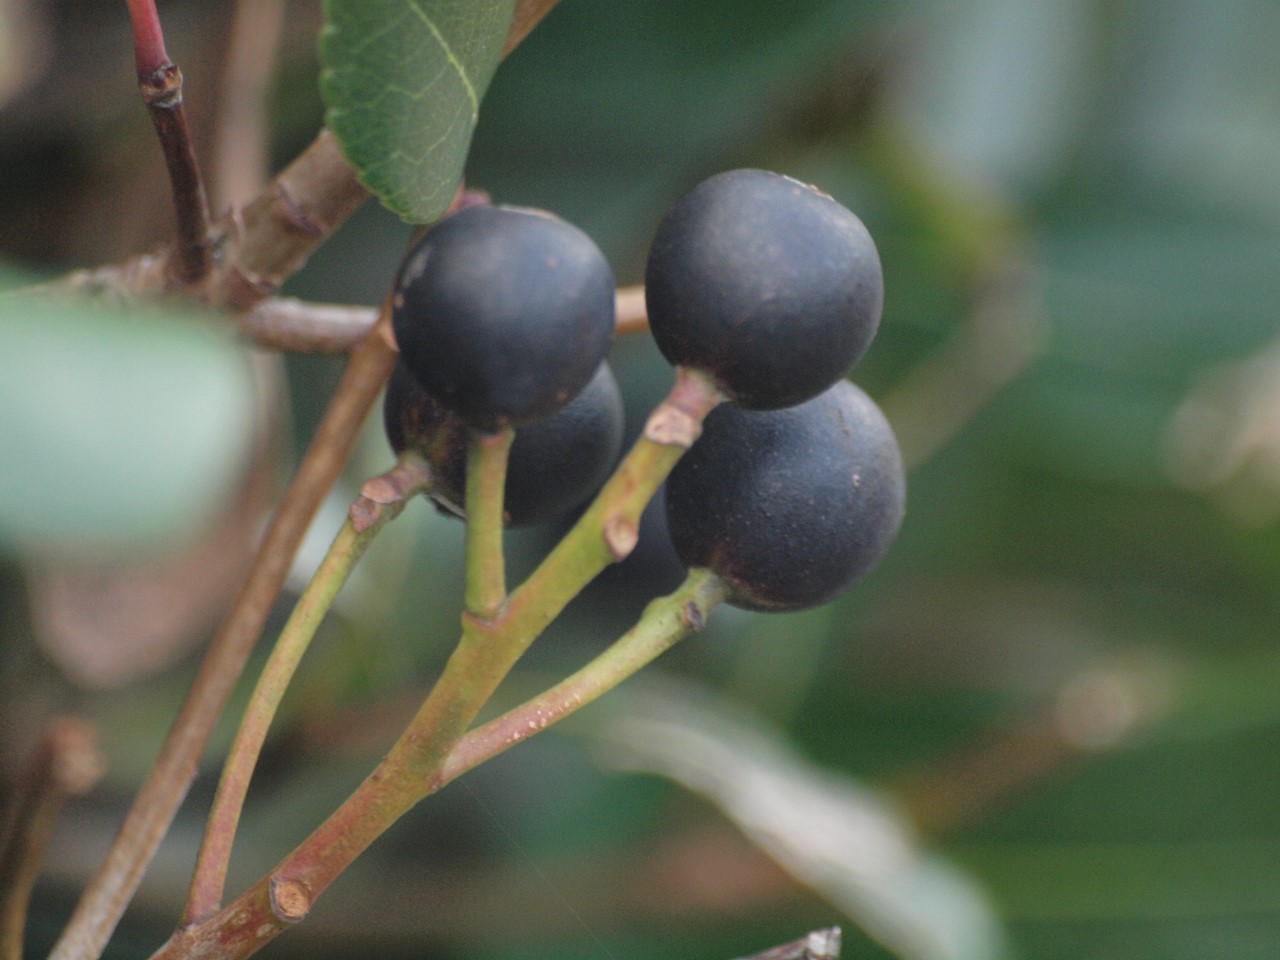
[0,293,257,555]
[597,680,1009,960]
[319,0,515,222]
[893,0,1094,193]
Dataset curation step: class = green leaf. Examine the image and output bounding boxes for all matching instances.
[0,293,257,556]
[320,0,516,222]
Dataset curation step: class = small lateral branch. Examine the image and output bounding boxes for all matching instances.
[127,0,212,286]
[239,284,649,355]
[438,568,728,787]
[182,453,431,925]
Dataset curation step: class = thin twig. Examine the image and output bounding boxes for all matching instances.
[211,0,287,211]
[147,574,726,960]
[239,284,649,355]
[0,719,103,960]
[238,298,379,353]
[614,283,648,335]
[184,458,433,924]
[126,0,212,286]
[51,3,567,310]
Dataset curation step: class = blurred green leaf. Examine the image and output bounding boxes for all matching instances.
[0,293,256,555]
[319,0,515,222]
[893,0,1094,193]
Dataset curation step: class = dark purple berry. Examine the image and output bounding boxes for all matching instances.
[664,380,904,612]
[384,361,624,527]
[392,205,615,430]
[645,169,883,410]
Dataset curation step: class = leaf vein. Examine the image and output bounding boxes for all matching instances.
[402,0,479,118]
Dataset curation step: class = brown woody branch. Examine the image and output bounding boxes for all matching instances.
[140,62,212,286]
[240,284,649,354]
[59,127,369,310]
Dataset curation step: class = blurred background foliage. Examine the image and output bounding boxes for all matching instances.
[3,0,1280,958]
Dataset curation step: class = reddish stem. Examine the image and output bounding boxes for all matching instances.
[126,0,170,79]
[125,0,212,285]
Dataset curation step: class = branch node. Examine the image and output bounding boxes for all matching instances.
[643,368,723,447]
[274,181,325,238]
[643,403,700,448]
[268,877,310,924]
[222,263,277,311]
[603,516,639,561]
[140,62,183,108]
[680,600,706,632]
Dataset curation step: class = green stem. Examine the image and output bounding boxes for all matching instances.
[147,368,723,960]
[440,568,729,786]
[182,457,432,925]
[463,427,513,620]
[502,365,722,629]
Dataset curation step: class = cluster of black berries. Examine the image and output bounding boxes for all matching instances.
[385,169,905,613]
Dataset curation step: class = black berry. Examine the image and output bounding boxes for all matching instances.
[392,205,616,430]
[664,380,904,612]
[384,360,625,528]
[645,169,882,410]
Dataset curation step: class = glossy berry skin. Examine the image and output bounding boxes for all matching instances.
[664,380,904,612]
[384,360,624,528]
[392,205,616,430]
[645,168,883,410]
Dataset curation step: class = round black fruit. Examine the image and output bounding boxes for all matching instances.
[664,379,904,612]
[384,360,625,528]
[645,168,883,410]
[392,205,616,430]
